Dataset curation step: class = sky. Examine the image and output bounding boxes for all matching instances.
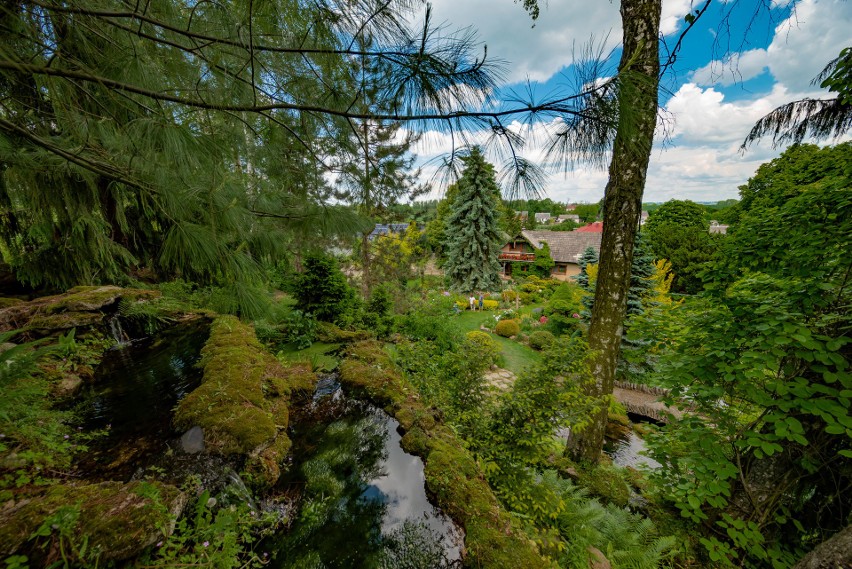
[405,0,851,204]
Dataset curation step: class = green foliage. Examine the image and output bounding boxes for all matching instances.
[528,330,555,351]
[532,242,555,278]
[292,253,356,323]
[644,199,708,232]
[573,203,600,223]
[398,296,462,351]
[464,331,501,365]
[363,285,395,339]
[443,148,503,292]
[283,310,318,350]
[140,489,279,568]
[545,281,586,335]
[495,319,520,338]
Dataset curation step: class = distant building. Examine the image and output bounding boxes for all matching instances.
[709,221,729,234]
[575,221,604,233]
[640,211,649,225]
[368,223,411,241]
[534,212,551,224]
[556,214,580,224]
[514,210,529,220]
[498,230,602,280]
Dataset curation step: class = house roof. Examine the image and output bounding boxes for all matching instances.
[575,221,604,233]
[368,223,410,240]
[534,212,551,222]
[556,214,580,223]
[520,230,602,264]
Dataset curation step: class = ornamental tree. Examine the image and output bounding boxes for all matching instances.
[442,148,503,292]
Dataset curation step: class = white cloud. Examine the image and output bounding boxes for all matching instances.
[691,48,770,86]
[421,0,620,83]
[691,0,851,91]
[660,0,692,36]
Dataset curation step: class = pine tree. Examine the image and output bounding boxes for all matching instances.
[443,148,503,292]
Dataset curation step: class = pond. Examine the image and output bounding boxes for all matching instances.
[72,320,209,480]
[268,376,463,568]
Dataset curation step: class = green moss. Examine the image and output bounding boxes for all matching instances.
[577,462,632,507]
[0,297,23,309]
[174,316,315,488]
[338,341,554,569]
[27,311,105,330]
[46,286,158,313]
[0,481,184,565]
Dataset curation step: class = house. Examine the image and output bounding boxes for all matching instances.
[514,210,529,220]
[368,223,411,241]
[575,221,603,233]
[709,221,729,234]
[534,212,551,224]
[639,211,649,225]
[499,229,602,280]
[556,214,580,224]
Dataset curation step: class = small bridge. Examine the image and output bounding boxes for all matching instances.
[612,381,685,424]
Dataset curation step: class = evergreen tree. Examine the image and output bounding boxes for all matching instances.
[443,148,503,292]
[575,246,599,290]
[617,234,655,382]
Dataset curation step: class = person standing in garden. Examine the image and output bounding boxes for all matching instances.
[479,293,484,311]
[469,295,475,311]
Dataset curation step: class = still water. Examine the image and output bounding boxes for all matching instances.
[270,376,463,568]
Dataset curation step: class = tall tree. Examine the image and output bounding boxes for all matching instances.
[566,0,662,462]
[443,148,503,292]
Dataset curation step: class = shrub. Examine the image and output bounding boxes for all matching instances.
[528,330,555,351]
[464,331,500,365]
[495,319,520,338]
[482,299,499,310]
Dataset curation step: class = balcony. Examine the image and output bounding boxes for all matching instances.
[499,252,535,262]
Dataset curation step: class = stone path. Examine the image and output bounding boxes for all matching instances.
[483,367,516,391]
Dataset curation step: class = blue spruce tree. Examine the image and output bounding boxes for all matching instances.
[443,148,503,292]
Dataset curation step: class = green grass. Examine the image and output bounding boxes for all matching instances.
[453,309,542,376]
[277,341,341,372]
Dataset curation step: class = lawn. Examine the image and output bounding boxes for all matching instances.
[454,308,542,376]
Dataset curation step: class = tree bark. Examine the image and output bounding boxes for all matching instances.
[567,0,661,463]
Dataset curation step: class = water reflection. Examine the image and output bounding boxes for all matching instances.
[73,321,209,479]
[607,431,661,470]
[271,380,462,568]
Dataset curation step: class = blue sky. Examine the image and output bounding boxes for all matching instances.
[409,0,850,204]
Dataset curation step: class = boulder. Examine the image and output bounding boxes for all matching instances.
[0,481,185,564]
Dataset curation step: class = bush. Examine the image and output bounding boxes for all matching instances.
[464,331,500,365]
[528,330,555,351]
[482,299,499,310]
[495,319,520,338]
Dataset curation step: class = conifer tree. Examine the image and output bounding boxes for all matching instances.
[617,234,655,381]
[443,148,502,292]
[575,246,599,290]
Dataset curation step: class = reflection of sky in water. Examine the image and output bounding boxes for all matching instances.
[360,415,463,556]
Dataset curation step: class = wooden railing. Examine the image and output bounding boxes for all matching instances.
[499,252,535,262]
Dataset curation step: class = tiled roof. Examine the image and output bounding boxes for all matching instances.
[575,221,604,233]
[521,230,602,264]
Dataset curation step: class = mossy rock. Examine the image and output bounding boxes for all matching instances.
[46,286,158,313]
[0,481,184,564]
[245,433,293,491]
[175,316,315,468]
[577,463,631,507]
[27,311,105,330]
[315,322,372,343]
[400,426,429,455]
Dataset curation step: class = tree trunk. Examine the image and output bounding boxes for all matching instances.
[567,0,661,463]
